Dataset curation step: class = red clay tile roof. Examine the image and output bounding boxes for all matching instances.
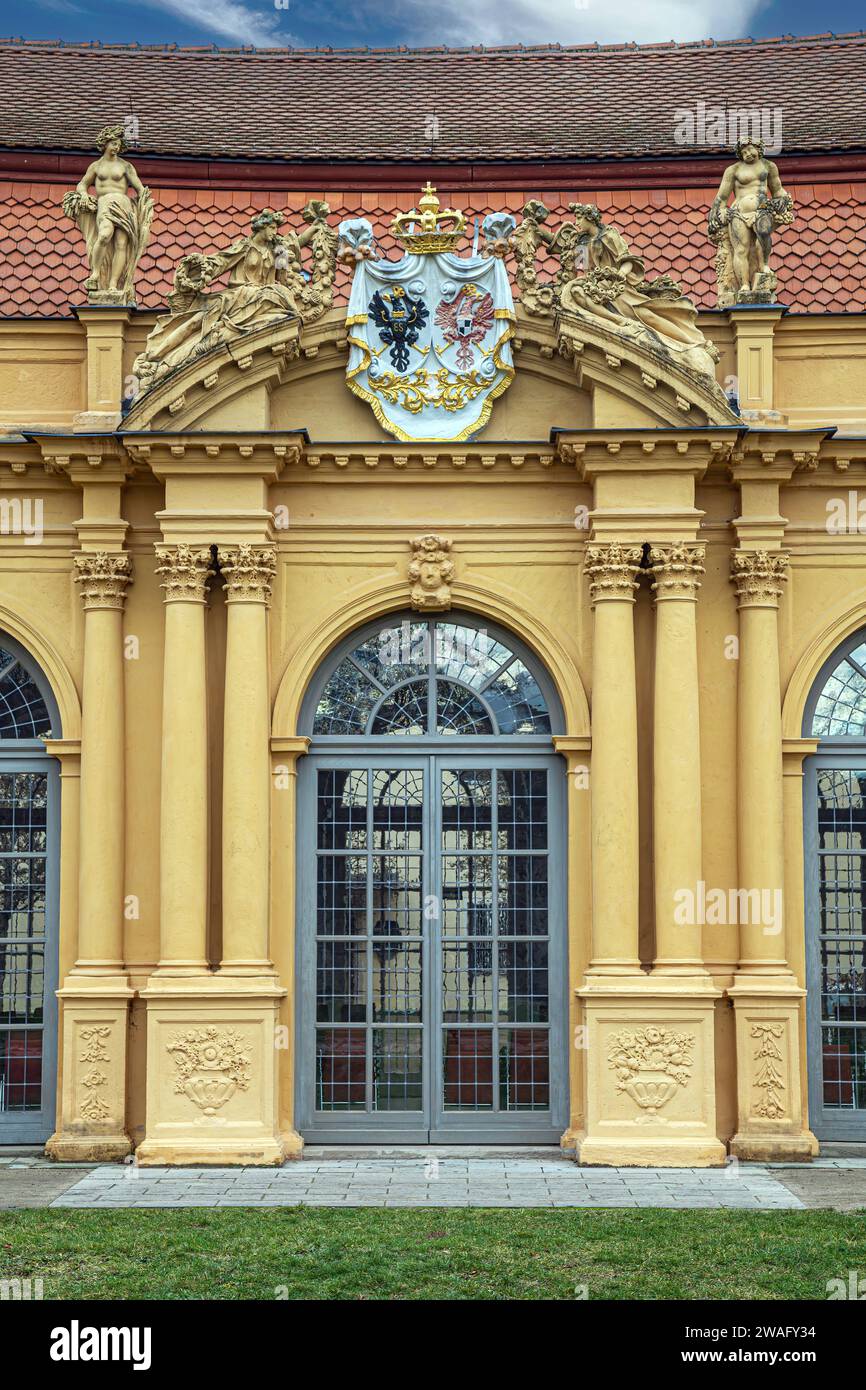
[0,34,865,163]
[2,179,864,318]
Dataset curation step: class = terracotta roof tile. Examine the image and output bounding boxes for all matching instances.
[0,179,863,317]
[0,34,865,162]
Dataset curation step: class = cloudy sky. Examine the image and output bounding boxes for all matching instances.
[4,0,864,49]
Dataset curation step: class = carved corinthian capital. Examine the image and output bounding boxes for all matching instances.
[730,549,789,608]
[155,543,214,603]
[584,542,643,604]
[220,544,277,605]
[649,542,706,599]
[73,551,133,611]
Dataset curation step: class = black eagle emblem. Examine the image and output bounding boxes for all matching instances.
[369,286,429,371]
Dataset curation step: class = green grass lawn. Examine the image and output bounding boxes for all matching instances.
[1,1207,864,1299]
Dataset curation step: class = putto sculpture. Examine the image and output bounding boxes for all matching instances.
[130,202,337,396]
[62,123,154,304]
[708,139,794,307]
[513,200,723,384]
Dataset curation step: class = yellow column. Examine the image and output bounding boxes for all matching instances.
[584,542,643,974]
[649,543,707,974]
[154,544,214,973]
[72,551,133,971]
[730,549,791,975]
[220,543,277,974]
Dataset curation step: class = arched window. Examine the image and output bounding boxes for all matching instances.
[804,629,866,1139]
[0,636,59,1143]
[297,613,566,1146]
[310,618,553,737]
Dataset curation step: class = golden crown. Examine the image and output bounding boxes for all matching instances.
[391,183,466,253]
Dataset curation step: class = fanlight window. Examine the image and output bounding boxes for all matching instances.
[0,648,52,739]
[313,620,551,737]
[812,640,866,736]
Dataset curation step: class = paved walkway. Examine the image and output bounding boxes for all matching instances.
[3,1148,866,1209]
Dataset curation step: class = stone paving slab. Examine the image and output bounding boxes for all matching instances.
[45,1157,806,1210]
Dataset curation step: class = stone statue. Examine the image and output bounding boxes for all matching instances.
[708,139,794,307]
[62,123,154,304]
[130,203,337,397]
[509,201,557,316]
[557,203,721,381]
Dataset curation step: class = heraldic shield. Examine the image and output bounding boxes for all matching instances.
[338,186,517,442]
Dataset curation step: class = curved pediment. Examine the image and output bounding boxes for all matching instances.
[122,304,737,435]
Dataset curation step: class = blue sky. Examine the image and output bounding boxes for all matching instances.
[0,0,863,50]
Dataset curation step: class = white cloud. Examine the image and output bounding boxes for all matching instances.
[360,0,765,47]
[145,0,300,47]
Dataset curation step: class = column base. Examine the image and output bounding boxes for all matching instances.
[727,977,814,1162]
[48,975,133,1163]
[578,974,725,1168]
[138,973,287,1168]
[729,1132,817,1164]
[280,1129,305,1161]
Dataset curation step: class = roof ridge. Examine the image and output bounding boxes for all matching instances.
[0,31,866,59]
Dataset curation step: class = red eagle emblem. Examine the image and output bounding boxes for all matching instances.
[434,284,495,370]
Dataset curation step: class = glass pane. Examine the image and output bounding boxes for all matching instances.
[371,769,423,849]
[436,680,494,735]
[373,1030,422,1111]
[812,644,866,735]
[435,624,512,690]
[443,1028,494,1110]
[498,942,548,1022]
[371,939,423,1022]
[0,1030,42,1112]
[0,857,46,941]
[0,652,52,740]
[317,940,367,1022]
[817,769,866,848]
[499,1030,549,1111]
[371,854,423,935]
[821,942,866,1022]
[498,856,548,936]
[317,769,367,850]
[351,621,429,688]
[0,944,44,1024]
[818,854,866,936]
[485,660,551,734]
[442,769,492,849]
[497,769,547,850]
[316,1028,366,1111]
[314,659,380,735]
[442,856,494,938]
[317,855,366,936]
[822,1026,866,1110]
[370,680,428,736]
[442,943,494,1021]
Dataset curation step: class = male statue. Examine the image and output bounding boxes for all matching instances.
[708,138,793,307]
[63,123,154,303]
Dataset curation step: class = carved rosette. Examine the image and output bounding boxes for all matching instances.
[408,534,455,612]
[584,542,643,605]
[649,542,706,600]
[730,549,789,608]
[73,552,133,611]
[155,543,214,604]
[220,544,277,606]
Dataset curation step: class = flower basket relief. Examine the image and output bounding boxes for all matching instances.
[167,1027,252,1116]
[608,1026,695,1122]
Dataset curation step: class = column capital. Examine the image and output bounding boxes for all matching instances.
[73,551,133,611]
[649,542,705,600]
[584,541,643,605]
[730,548,789,608]
[220,544,277,605]
[155,543,214,604]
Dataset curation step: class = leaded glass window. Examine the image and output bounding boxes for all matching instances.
[313,620,551,737]
[0,648,52,739]
[812,640,866,736]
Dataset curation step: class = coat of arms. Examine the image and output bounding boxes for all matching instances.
[338,185,516,442]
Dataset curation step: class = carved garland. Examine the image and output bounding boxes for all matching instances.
[78,1025,112,1122]
[751,1023,787,1120]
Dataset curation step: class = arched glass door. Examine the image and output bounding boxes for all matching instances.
[804,631,866,1139]
[0,637,59,1144]
[296,616,568,1143]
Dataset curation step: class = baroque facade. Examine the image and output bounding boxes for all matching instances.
[0,36,865,1165]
